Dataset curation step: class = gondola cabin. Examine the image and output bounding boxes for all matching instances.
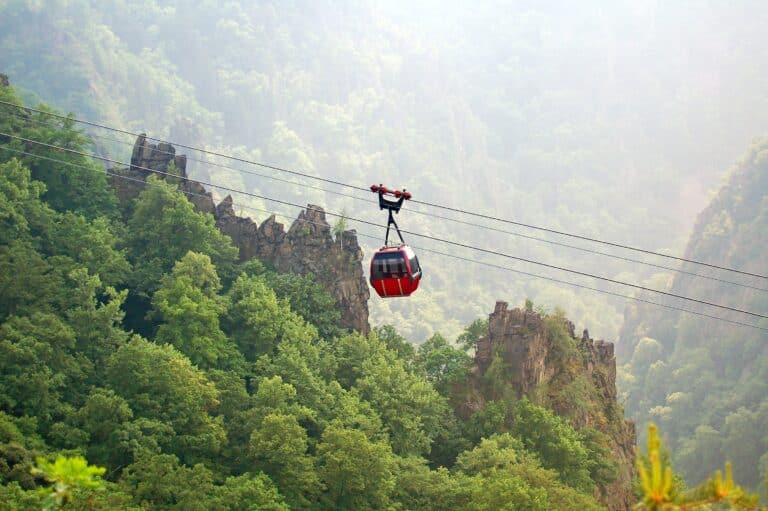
[370,245,422,298]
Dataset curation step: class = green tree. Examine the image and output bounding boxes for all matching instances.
[465,470,549,511]
[126,176,238,300]
[121,452,217,511]
[352,334,449,457]
[0,313,84,429]
[462,399,513,446]
[510,399,594,493]
[332,208,348,249]
[74,388,134,470]
[249,413,321,509]
[63,269,129,371]
[262,271,343,340]
[0,241,65,322]
[152,251,240,370]
[0,411,46,490]
[213,473,289,511]
[106,337,225,464]
[46,212,130,287]
[391,456,470,511]
[722,407,766,489]
[373,325,416,367]
[254,335,339,433]
[317,425,395,511]
[223,274,303,361]
[0,158,52,246]
[417,332,471,396]
[457,318,488,351]
[455,434,602,511]
[224,375,316,474]
[0,88,118,220]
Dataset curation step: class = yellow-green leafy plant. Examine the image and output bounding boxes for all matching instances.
[636,423,764,510]
[32,455,106,510]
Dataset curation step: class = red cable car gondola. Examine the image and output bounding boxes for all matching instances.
[369,184,422,298]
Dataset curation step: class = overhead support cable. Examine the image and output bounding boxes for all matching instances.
[4,144,766,334]
[3,131,767,322]
[1,99,765,280]
[2,109,765,292]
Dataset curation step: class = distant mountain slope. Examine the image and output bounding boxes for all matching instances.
[619,137,768,489]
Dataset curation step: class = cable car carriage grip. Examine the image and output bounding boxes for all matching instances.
[369,184,422,298]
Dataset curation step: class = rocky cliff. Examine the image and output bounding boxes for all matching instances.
[109,134,370,333]
[469,301,636,511]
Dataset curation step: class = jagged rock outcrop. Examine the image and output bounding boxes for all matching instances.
[109,135,370,333]
[215,196,370,334]
[470,301,636,511]
[0,74,9,87]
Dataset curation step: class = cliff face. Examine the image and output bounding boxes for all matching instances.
[110,134,370,333]
[471,302,636,511]
[215,197,370,334]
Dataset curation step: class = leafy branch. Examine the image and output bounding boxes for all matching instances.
[32,455,106,510]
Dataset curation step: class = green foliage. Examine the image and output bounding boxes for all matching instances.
[0,241,66,322]
[525,299,534,312]
[113,453,291,510]
[225,273,317,361]
[417,332,472,395]
[124,454,208,510]
[261,271,343,340]
[0,89,119,221]
[0,481,45,510]
[332,208,348,245]
[391,456,470,511]
[510,399,594,493]
[105,337,225,464]
[152,252,240,370]
[63,270,129,370]
[0,158,50,246]
[32,455,105,510]
[126,176,238,299]
[331,331,449,457]
[457,318,489,351]
[317,425,395,510]
[579,427,619,487]
[464,470,549,511]
[46,213,131,287]
[0,313,84,428]
[544,308,577,364]
[74,388,134,470]
[249,413,321,509]
[0,413,45,491]
[463,399,513,445]
[455,434,603,511]
[214,473,289,511]
[373,325,417,366]
[636,423,762,511]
